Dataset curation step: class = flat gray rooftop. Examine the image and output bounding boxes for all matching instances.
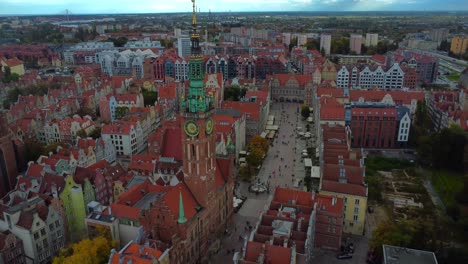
[383,245,438,264]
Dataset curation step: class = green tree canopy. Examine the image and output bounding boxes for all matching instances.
[301,105,310,118]
[115,106,129,120]
[142,90,158,106]
[223,85,247,101]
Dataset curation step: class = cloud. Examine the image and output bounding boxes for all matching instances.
[0,0,465,14]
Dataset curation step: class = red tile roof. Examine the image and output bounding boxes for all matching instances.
[16,211,34,229]
[161,127,182,161]
[158,83,177,100]
[272,74,312,86]
[245,90,269,105]
[349,90,424,105]
[39,173,65,195]
[370,54,386,65]
[26,163,46,178]
[322,164,364,185]
[4,57,23,67]
[320,105,345,121]
[163,182,199,221]
[110,243,163,264]
[244,241,292,264]
[321,180,367,197]
[215,158,232,189]
[222,101,261,120]
[317,87,344,98]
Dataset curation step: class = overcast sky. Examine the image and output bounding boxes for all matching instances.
[0,0,466,15]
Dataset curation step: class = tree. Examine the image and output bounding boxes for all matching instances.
[370,220,416,259]
[110,36,128,47]
[301,105,310,119]
[246,147,264,167]
[223,85,247,101]
[25,140,45,162]
[53,236,113,264]
[289,37,298,52]
[305,39,320,50]
[74,107,96,119]
[438,40,450,52]
[76,129,87,139]
[431,126,466,172]
[115,106,129,120]
[89,127,101,140]
[142,90,158,106]
[43,142,68,156]
[248,135,269,155]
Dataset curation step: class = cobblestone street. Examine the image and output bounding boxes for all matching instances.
[210,102,307,263]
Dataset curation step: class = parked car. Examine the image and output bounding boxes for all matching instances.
[337,252,353,259]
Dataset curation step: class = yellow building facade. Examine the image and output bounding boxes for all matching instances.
[450,36,468,55]
[0,57,25,76]
[320,190,368,235]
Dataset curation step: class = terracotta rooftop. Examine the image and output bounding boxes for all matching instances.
[321,180,367,197]
[109,242,163,264]
[349,90,424,105]
[243,241,292,264]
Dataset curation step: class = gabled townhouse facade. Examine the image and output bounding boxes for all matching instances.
[0,196,65,264]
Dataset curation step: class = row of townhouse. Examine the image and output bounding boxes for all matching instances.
[235,187,345,264]
[336,63,418,90]
[5,154,125,246]
[144,53,287,82]
[290,48,338,80]
[0,196,65,264]
[270,73,320,105]
[41,115,95,145]
[317,85,423,149]
[392,49,438,84]
[99,93,145,122]
[0,44,60,68]
[63,40,163,65]
[318,126,368,236]
[98,49,158,79]
[426,90,468,132]
[101,121,146,156]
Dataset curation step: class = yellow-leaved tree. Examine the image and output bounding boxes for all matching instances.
[53,236,113,264]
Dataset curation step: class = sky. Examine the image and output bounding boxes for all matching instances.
[0,0,466,15]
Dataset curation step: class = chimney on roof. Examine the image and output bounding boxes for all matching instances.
[283,238,288,248]
[332,196,337,206]
[257,244,266,264]
[51,184,58,198]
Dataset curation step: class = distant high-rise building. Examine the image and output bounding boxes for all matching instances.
[174,28,182,38]
[365,33,379,47]
[177,37,191,58]
[450,35,468,55]
[283,33,291,46]
[297,34,307,46]
[320,34,331,55]
[350,34,363,54]
[430,28,448,43]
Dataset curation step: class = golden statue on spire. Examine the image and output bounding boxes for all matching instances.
[191,0,197,29]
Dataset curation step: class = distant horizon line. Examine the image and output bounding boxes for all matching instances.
[1,10,468,17]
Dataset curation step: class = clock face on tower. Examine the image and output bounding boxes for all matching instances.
[205,118,213,135]
[184,121,199,137]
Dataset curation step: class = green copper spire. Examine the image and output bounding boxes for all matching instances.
[178,0,214,114]
[178,191,187,224]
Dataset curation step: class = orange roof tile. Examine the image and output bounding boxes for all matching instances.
[244,241,291,264]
